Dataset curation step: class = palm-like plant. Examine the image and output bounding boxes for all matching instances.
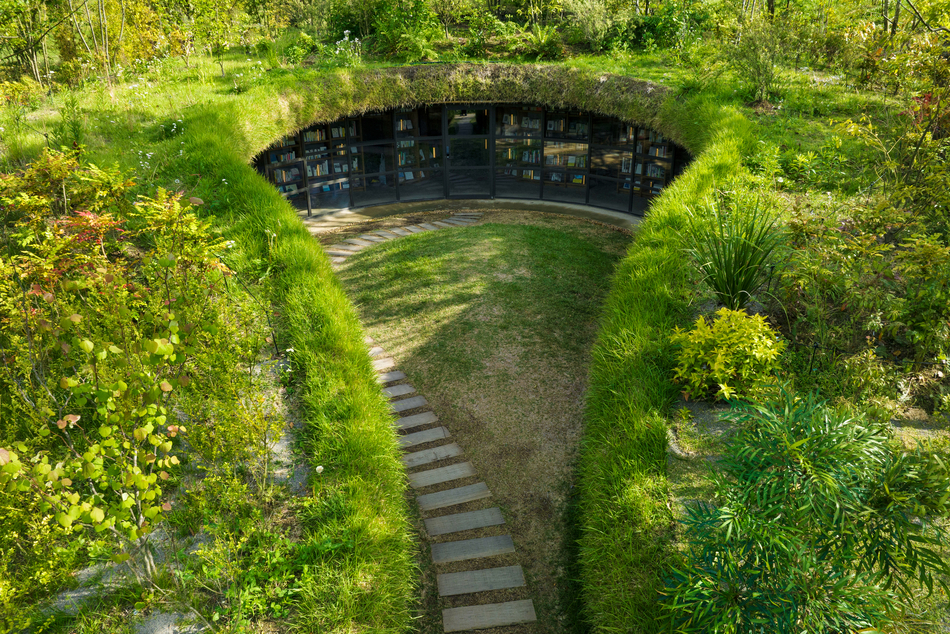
[683,193,785,310]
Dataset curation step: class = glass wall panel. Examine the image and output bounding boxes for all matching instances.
[495,169,541,199]
[310,180,350,210]
[591,117,635,146]
[352,175,396,206]
[361,112,393,141]
[396,106,442,138]
[543,170,587,204]
[495,106,543,137]
[449,138,489,167]
[543,142,588,169]
[448,169,490,197]
[591,147,634,178]
[447,108,489,135]
[588,177,630,212]
[496,139,543,170]
[270,161,304,196]
[354,144,395,174]
[395,141,443,170]
[399,169,444,201]
[545,111,589,140]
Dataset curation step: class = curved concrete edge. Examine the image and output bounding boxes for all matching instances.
[298,198,644,234]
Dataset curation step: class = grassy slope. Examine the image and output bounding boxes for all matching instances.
[10,57,754,631]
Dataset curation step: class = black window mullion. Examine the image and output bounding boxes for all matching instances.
[489,106,495,198]
[585,112,592,205]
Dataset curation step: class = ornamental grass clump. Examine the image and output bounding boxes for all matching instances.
[683,191,785,310]
[671,307,785,401]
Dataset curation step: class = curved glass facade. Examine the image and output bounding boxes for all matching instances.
[254,104,691,217]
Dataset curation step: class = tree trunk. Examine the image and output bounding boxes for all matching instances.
[890,0,902,40]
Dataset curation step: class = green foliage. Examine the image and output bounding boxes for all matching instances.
[725,17,785,103]
[672,308,786,401]
[371,0,439,58]
[663,392,950,633]
[683,191,784,311]
[523,23,563,61]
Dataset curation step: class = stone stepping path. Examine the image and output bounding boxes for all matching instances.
[359,329,538,632]
[324,213,482,269]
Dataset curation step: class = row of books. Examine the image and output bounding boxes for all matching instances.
[546,154,587,168]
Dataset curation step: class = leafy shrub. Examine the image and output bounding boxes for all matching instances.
[662,392,950,633]
[563,0,612,52]
[725,17,785,102]
[671,308,786,401]
[683,191,784,310]
[523,23,563,61]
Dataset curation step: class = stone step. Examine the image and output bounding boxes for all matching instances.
[376,370,407,384]
[395,411,438,430]
[373,230,400,239]
[390,395,427,413]
[404,225,425,233]
[330,257,346,264]
[437,565,525,597]
[443,600,536,632]
[409,462,476,489]
[419,223,440,231]
[343,238,374,247]
[417,482,490,512]
[424,507,505,537]
[383,384,416,398]
[432,221,455,228]
[372,357,396,372]
[359,234,387,243]
[368,346,385,357]
[399,426,450,449]
[441,219,470,227]
[330,243,363,252]
[363,335,375,344]
[402,443,462,468]
[325,249,353,257]
[431,534,513,563]
[388,227,412,236]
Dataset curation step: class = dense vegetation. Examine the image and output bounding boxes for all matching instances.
[1,0,949,632]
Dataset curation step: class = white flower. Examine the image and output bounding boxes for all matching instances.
[316,465,324,474]
[285,347,295,353]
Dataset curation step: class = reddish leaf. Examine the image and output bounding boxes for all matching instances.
[160,381,173,392]
[0,448,9,466]
[161,502,172,511]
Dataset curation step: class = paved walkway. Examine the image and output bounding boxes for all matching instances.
[331,212,539,632]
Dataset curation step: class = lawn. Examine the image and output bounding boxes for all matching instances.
[331,210,631,633]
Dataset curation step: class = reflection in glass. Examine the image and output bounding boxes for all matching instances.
[591,148,634,178]
[310,180,350,210]
[495,106,544,137]
[356,144,395,174]
[496,139,543,168]
[399,169,444,201]
[448,169,490,196]
[396,106,443,138]
[495,169,541,199]
[588,177,630,212]
[352,175,396,206]
[449,138,489,167]
[361,112,393,141]
[543,170,587,204]
[447,109,489,135]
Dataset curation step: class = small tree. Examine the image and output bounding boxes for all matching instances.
[662,392,950,633]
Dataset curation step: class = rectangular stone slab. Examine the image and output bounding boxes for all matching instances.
[388,227,412,236]
[410,462,476,489]
[363,335,375,344]
[376,370,407,384]
[399,426,450,449]
[419,223,440,231]
[383,384,416,398]
[368,346,385,357]
[417,482,491,512]
[443,600,536,632]
[440,219,470,226]
[402,443,461,468]
[432,221,455,228]
[330,257,346,264]
[390,395,427,412]
[359,234,387,243]
[395,411,437,430]
[430,533,512,563]
[373,230,400,239]
[372,357,396,372]
[343,238,374,246]
[424,507,505,536]
[325,250,353,257]
[437,565,525,597]
[330,243,363,252]
[404,225,425,233]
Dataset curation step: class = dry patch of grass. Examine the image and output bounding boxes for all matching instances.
[334,210,631,633]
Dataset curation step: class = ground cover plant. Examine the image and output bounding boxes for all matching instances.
[1,0,950,630]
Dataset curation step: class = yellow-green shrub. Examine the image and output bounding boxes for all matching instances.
[671,307,785,401]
